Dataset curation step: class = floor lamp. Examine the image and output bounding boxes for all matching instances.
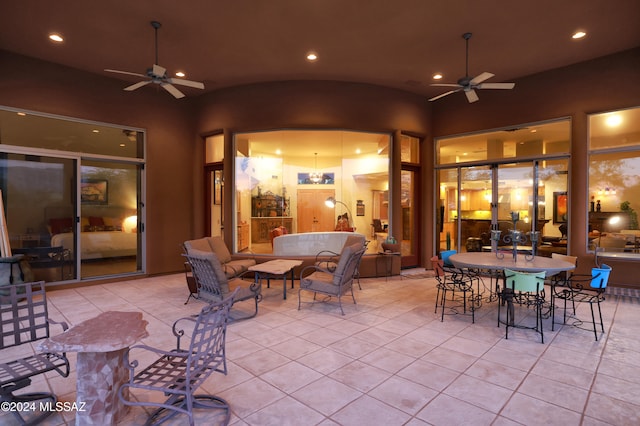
[325,196,353,228]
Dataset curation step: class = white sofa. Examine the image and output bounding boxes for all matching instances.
[273,232,366,256]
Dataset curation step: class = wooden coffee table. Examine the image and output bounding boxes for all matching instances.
[248,259,302,300]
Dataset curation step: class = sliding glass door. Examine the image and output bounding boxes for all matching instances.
[0,107,145,283]
[1,152,78,281]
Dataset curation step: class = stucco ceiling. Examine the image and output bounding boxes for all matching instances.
[1,0,639,102]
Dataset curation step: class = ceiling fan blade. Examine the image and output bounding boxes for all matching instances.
[465,89,479,103]
[470,72,494,85]
[161,83,185,99]
[430,83,461,88]
[428,89,459,102]
[167,77,205,89]
[105,69,147,78]
[478,82,515,90]
[124,81,151,91]
[152,64,167,77]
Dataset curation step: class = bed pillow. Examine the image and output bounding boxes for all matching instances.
[80,217,90,229]
[89,216,105,226]
[102,217,121,231]
[49,217,73,235]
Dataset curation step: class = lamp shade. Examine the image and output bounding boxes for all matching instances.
[325,196,337,208]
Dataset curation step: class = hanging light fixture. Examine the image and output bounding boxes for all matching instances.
[309,153,323,184]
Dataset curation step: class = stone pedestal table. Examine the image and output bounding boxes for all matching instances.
[39,311,148,426]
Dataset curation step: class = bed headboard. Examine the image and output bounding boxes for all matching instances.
[45,205,133,234]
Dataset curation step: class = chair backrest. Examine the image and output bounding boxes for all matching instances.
[332,243,365,286]
[185,288,237,386]
[430,256,445,279]
[183,250,230,302]
[184,238,212,254]
[372,219,384,233]
[590,264,611,290]
[504,269,546,293]
[207,236,233,263]
[343,234,366,251]
[0,281,51,349]
[440,250,457,267]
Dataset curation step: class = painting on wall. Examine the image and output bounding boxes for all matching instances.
[80,179,108,204]
[553,191,567,223]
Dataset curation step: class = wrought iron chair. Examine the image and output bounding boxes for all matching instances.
[299,243,366,315]
[314,235,368,289]
[184,250,261,320]
[551,264,611,341]
[118,289,237,426]
[0,281,70,425]
[499,269,546,343]
[548,253,578,314]
[431,253,477,323]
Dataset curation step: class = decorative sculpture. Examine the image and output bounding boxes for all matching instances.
[492,212,540,262]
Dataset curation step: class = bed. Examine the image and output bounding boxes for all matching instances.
[48,214,137,260]
[51,231,137,260]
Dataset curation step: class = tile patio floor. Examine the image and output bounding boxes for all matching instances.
[1,271,639,425]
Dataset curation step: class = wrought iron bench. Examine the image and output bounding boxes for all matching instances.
[0,281,70,425]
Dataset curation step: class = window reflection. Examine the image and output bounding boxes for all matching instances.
[231,130,390,254]
[588,107,640,255]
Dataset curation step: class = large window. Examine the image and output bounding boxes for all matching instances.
[588,107,640,254]
[435,119,570,257]
[231,130,390,254]
[0,107,145,283]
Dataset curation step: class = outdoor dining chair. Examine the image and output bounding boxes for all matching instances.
[551,264,611,341]
[500,269,546,343]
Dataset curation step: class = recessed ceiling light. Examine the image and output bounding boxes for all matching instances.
[275,149,282,155]
[572,31,586,40]
[49,33,64,42]
[306,52,318,61]
[120,143,126,147]
[17,112,26,116]
[355,148,361,154]
[433,73,443,80]
[92,129,99,133]
[175,71,185,77]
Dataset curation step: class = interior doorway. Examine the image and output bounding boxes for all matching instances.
[297,189,335,233]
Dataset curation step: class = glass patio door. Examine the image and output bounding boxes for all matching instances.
[1,152,78,282]
[496,162,537,247]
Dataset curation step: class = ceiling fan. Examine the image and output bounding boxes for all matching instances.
[105,21,204,99]
[429,32,514,103]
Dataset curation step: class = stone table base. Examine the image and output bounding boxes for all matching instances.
[76,349,129,425]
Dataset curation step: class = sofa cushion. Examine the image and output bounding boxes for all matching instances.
[225,259,256,276]
[184,238,212,253]
[207,236,232,264]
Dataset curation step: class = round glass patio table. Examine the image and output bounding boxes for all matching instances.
[449,252,575,275]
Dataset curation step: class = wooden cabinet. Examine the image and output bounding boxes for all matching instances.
[237,223,250,252]
[252,192,289,217]
[251,218,293,243]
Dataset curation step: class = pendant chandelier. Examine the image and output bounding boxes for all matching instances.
[309,152,323,184]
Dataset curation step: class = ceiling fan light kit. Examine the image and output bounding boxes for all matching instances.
[429,32,515,103]
[105,21,205,99]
